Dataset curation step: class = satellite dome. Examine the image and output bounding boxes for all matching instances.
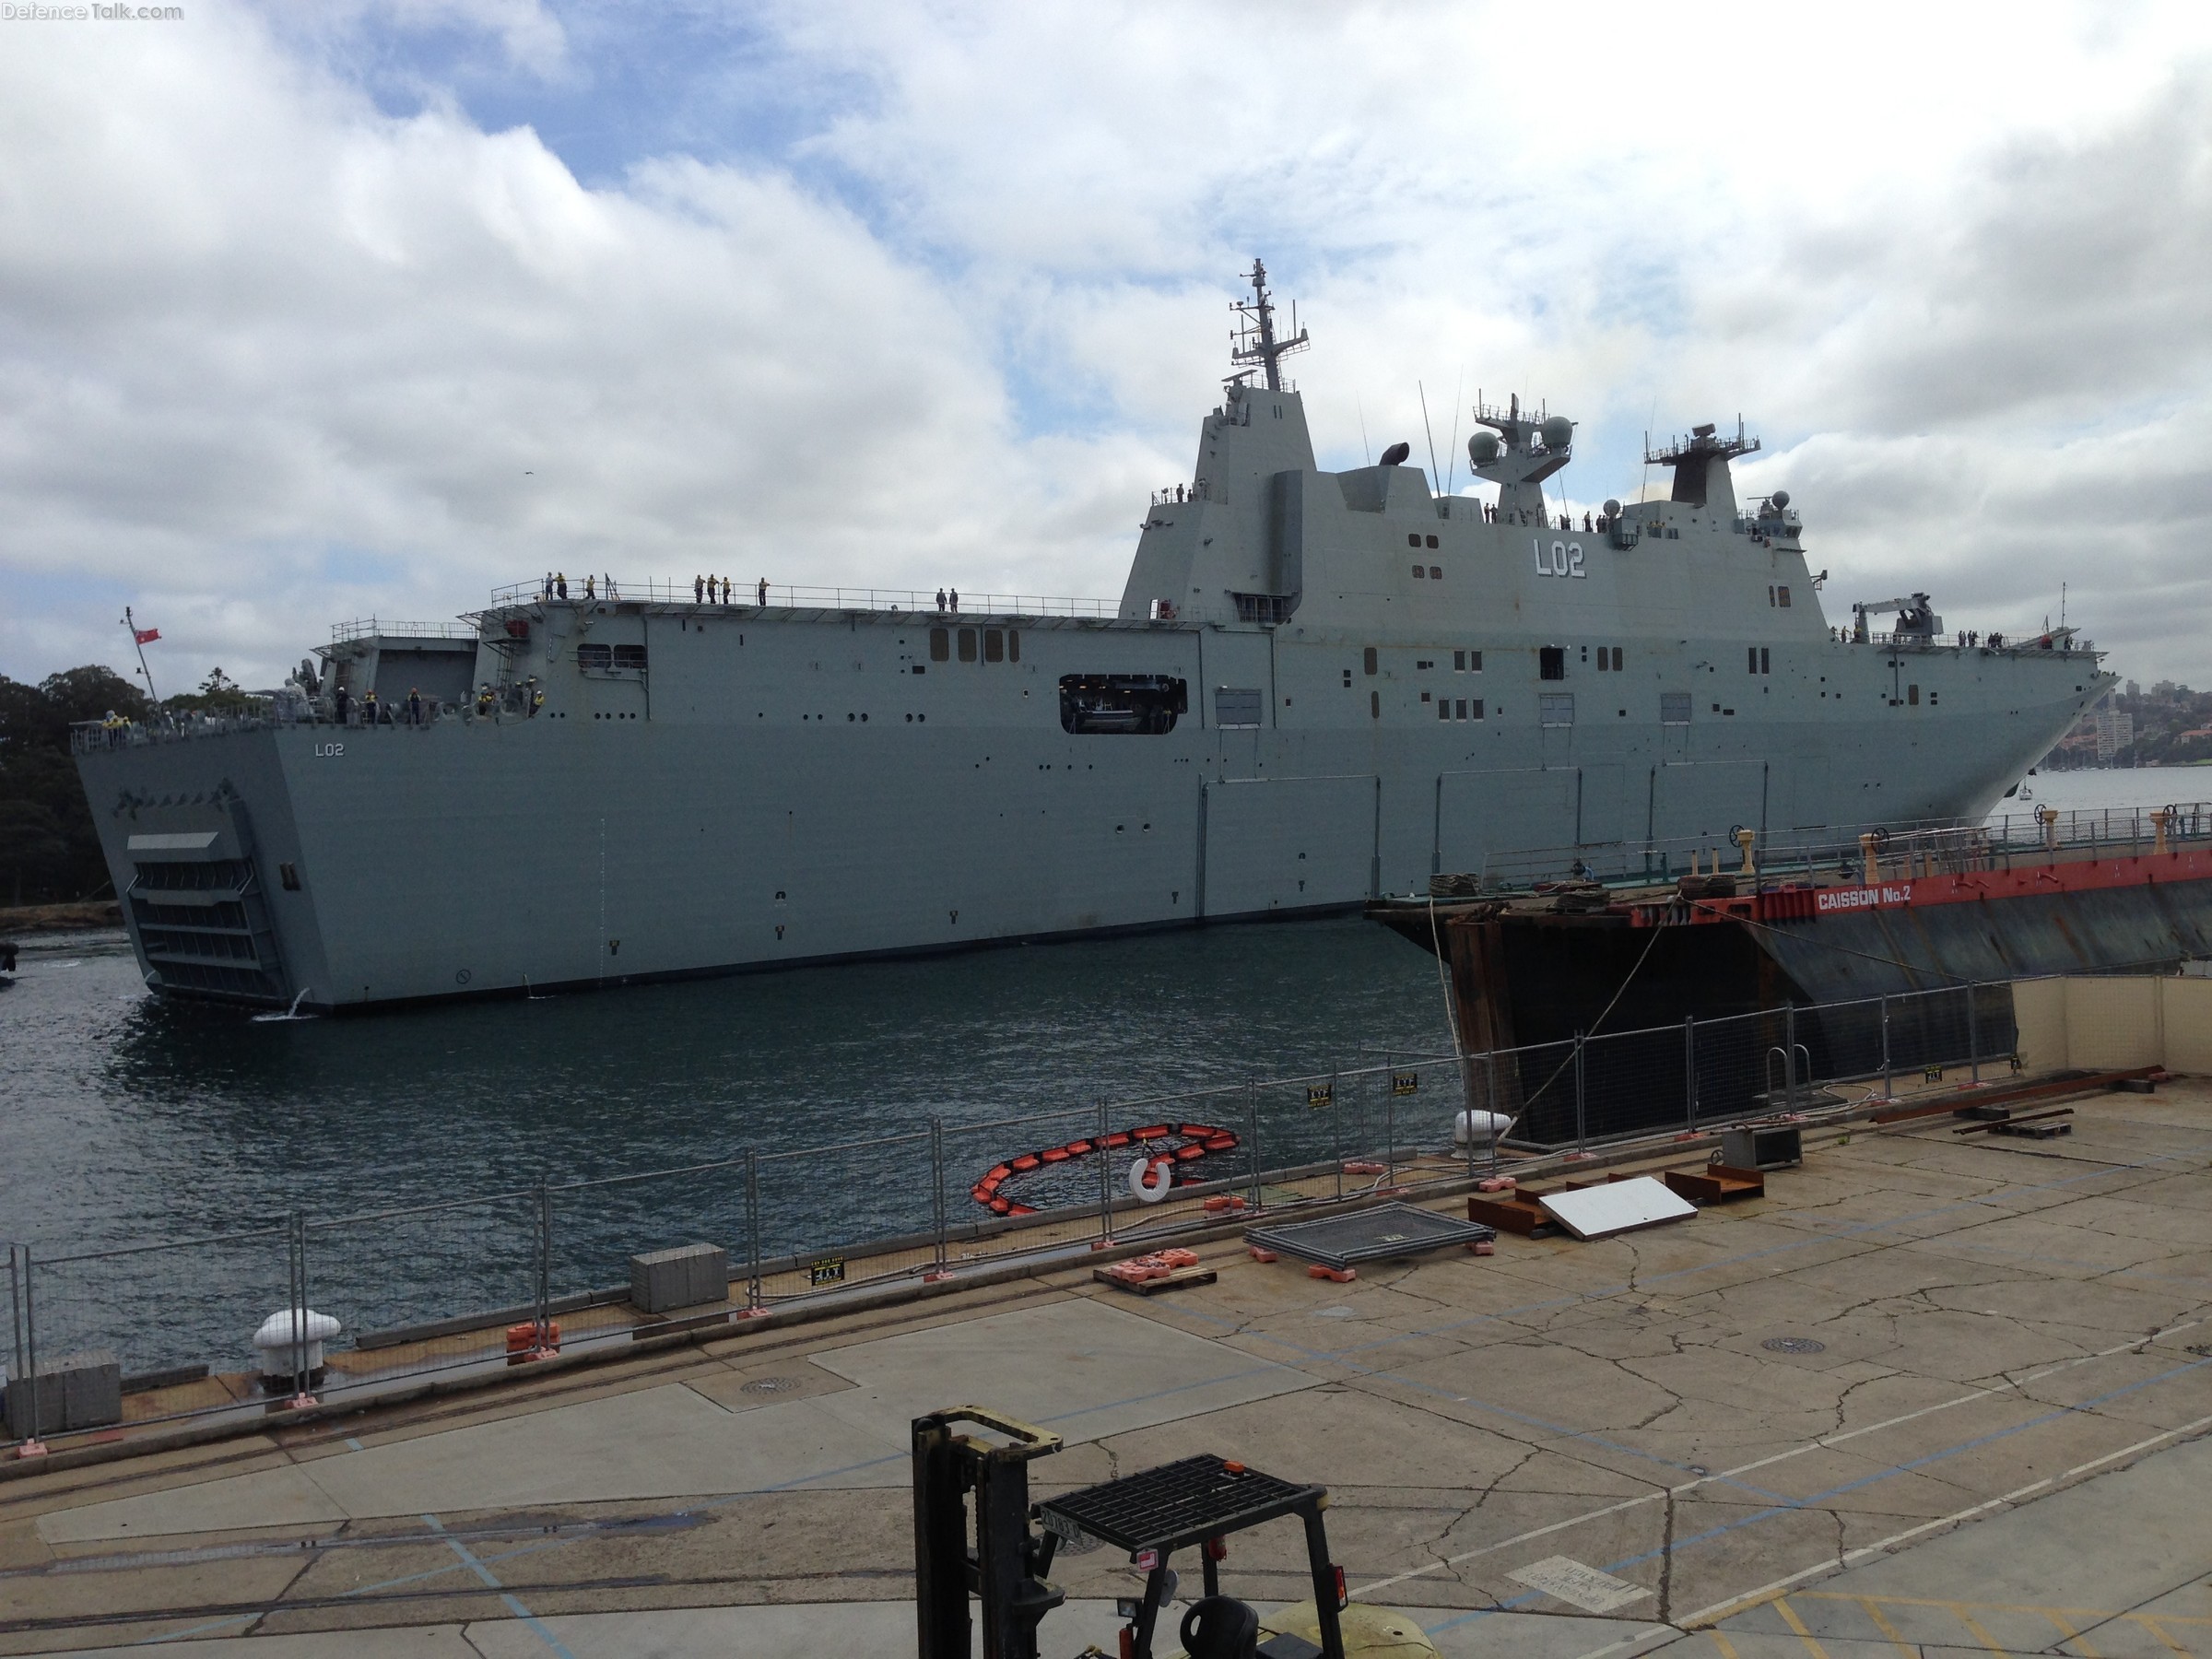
[1603,500,1621,518]
[1467,432,1500,464]
[1539,415,1574,450]
[1379,441,1412,467]
[1771,489,1791,509]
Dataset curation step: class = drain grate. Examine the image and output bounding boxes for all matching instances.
[1761,1336,1827,1355]
[740,1376,802,1394]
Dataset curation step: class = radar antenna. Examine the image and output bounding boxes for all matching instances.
[1229,259,1309,392]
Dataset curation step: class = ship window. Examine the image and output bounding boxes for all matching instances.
[1539,647,1565,680]
[1438,698,1450,721]
[576,642,612,672]
[1425,535,1440,549]
[1453,651,1465,671]
[1416,660,1433,670]
[1909,683,1920,705]
[1539,692,1574,726]
[1216,687,1262,727]
[1364,647,1378,676]
[930,628,949,662]
[1928,690,1937,705]
[1430,565,1441,579]
[1762,647,1771,674]
[612,644,647,671]
[1342,669,1351,688]
[1007,630,1019,663]
[1661,691,1691,724]
[984,629,1004,663]
[1413,564,1426,577]
[1611,647,1624,671]
[1407,533,1421,547]
[1371,690,1380,719]
[1778,586,1791,607]
[1420,689,1431,701]
[279,863,300,890]
[959,628,978,663]
[1059,674,1187,735]
[1597,649,1609,673]
[1470,700,1484,720]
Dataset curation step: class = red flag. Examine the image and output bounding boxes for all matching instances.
[134,627,160,643]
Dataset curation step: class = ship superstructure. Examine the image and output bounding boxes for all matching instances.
[75,265,2112,1009]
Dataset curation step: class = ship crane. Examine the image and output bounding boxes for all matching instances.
[1852,592,1942,643]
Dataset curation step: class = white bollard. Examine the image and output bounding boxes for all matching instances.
[253,1308,342,1382]
[1453,1110,1513,1147]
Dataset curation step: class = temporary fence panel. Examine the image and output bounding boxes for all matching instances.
[305,1189,542,1395]
[753,1127,939,1305]
[10,1220,292,1439]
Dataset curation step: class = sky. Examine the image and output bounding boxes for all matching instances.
[4,0,2211,695]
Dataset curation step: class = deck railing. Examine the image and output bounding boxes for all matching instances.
[486,577,1121,618]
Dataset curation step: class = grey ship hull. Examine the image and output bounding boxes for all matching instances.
[75,277,2113,1010]
[77,606,2097,1012]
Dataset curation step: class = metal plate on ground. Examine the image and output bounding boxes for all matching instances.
[1243,1201,1496,1271]
[1535,1177,1697,1241]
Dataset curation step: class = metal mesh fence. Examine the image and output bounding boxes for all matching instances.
[0,969,2127,1453]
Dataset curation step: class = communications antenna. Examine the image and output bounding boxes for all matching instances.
[1229,259,1310,392]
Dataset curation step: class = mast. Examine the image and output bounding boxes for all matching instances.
[123,606,159,702]
[1229,259,1309,392]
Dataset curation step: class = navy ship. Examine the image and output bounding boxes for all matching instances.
[74,264,2112,1010]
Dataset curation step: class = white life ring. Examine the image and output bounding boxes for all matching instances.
[1128,1155,1174,1203]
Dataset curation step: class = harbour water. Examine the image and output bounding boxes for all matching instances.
[3,912,1456,1373]
[3,763,2199,1377]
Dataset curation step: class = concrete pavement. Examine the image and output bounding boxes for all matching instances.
[1,1080,2206,1655]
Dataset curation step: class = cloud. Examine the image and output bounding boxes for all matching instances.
[0,6,1165,688]
[4,0,2212,692]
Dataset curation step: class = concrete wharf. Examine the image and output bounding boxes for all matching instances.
[2,1067,2207,1656]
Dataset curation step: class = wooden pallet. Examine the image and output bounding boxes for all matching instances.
[1467,1190,1559,1237]
[1093,1265,1218,1296]
[1989,1119,2073,1139]
[1662,1164,1766,1205]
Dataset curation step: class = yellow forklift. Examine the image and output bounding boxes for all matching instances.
[913,1406,1437,1659]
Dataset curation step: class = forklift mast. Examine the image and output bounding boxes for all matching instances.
[913,1406,1067,1659]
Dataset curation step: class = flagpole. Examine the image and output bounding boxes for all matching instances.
[124,606,158,703]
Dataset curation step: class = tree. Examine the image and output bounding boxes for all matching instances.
[0,667,149,907]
